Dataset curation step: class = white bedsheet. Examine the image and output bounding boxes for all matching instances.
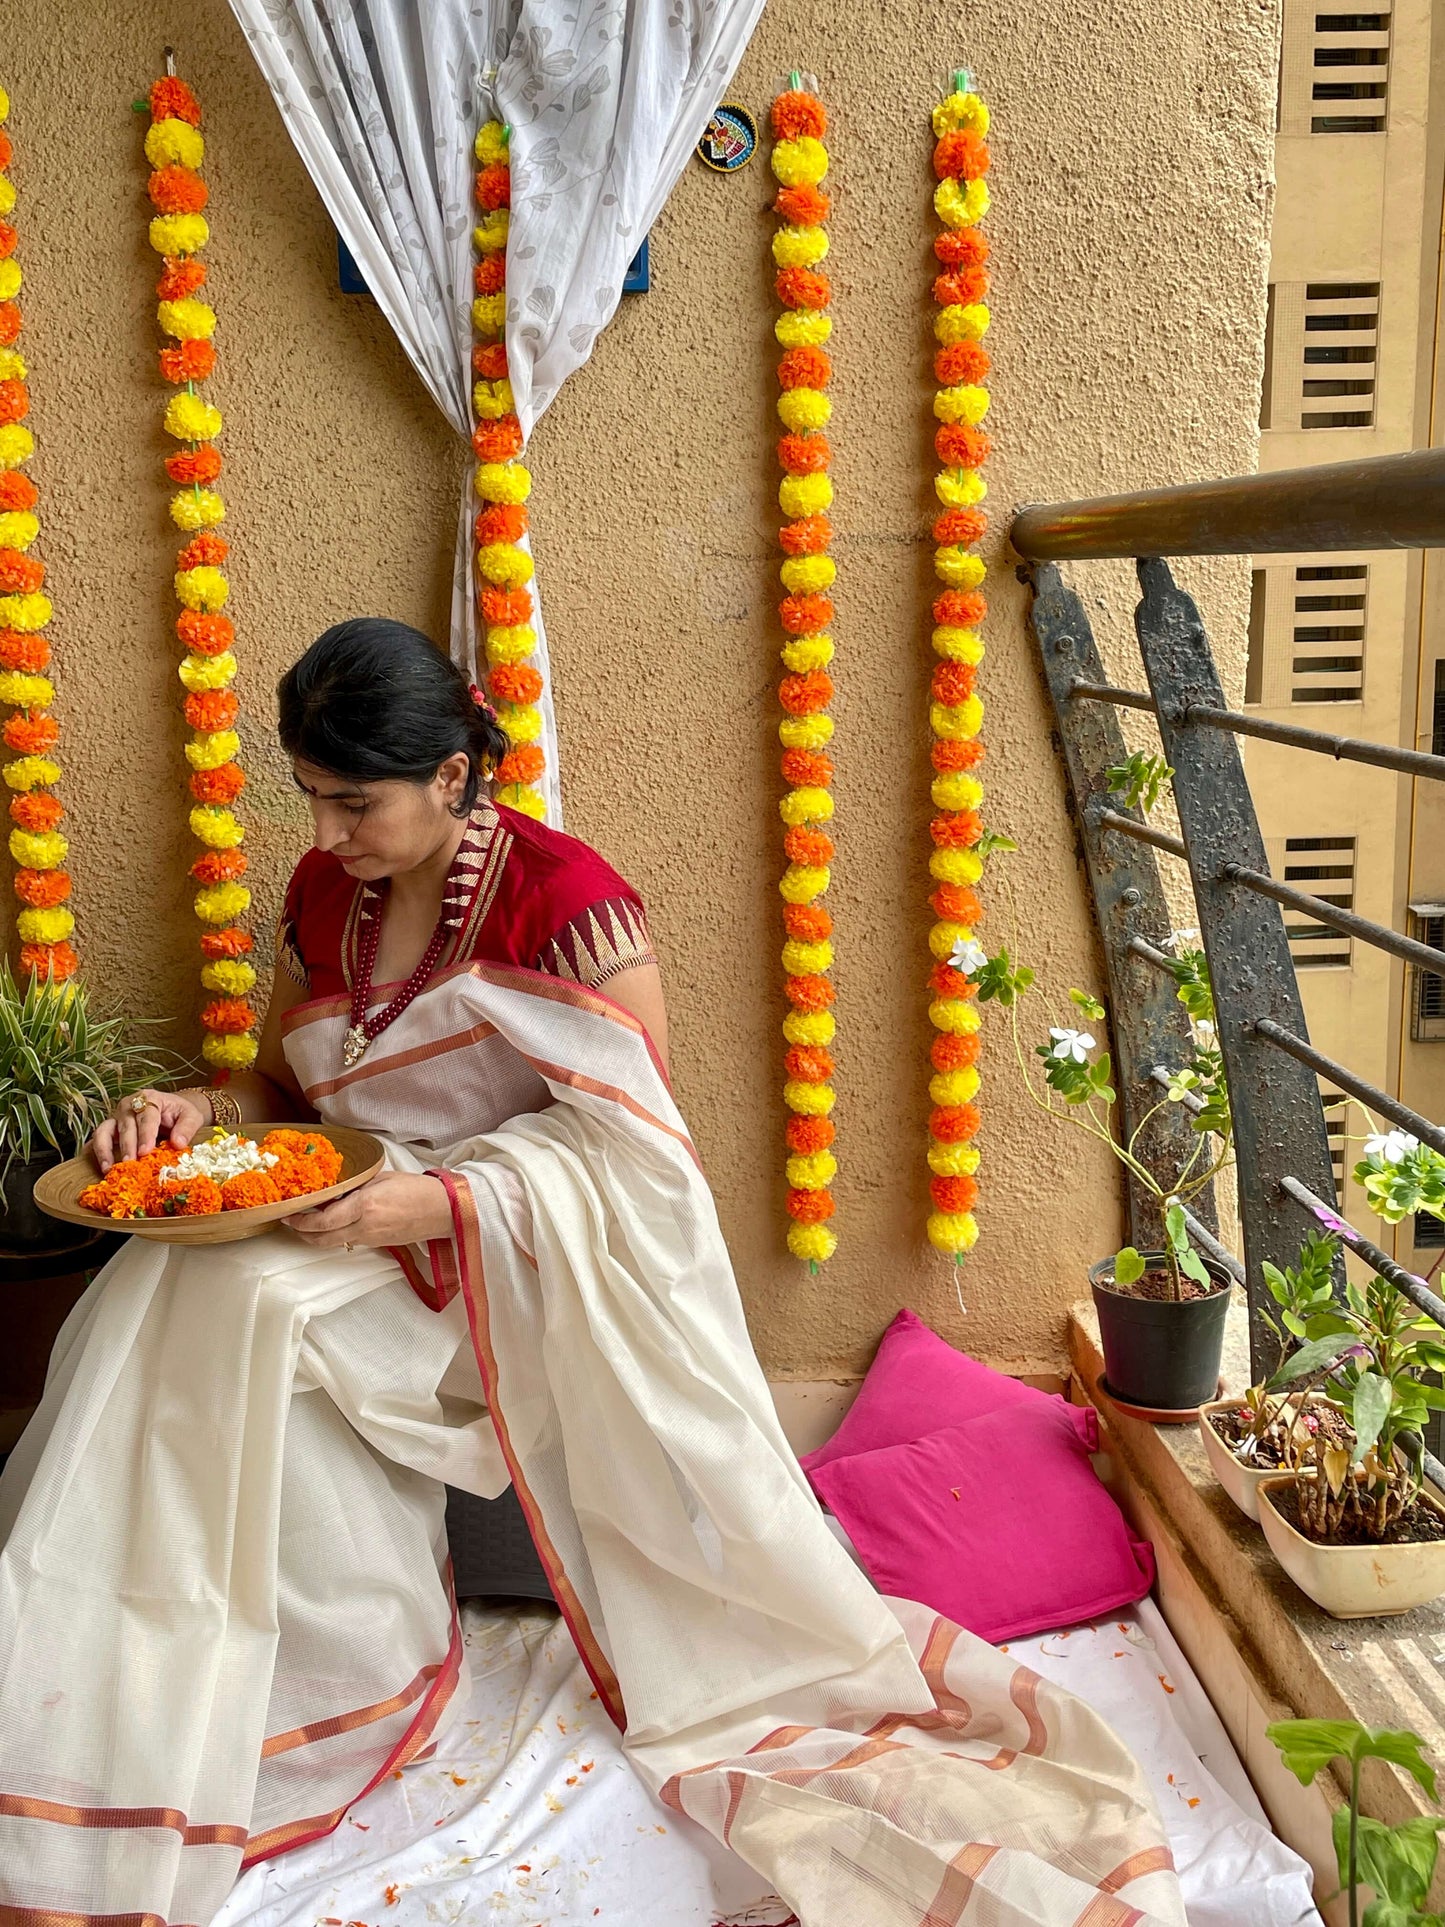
[217,1594,1320,1927]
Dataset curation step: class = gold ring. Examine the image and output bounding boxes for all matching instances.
[129,1094,153,1117]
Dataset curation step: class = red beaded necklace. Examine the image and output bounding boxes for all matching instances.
[341,812,488,1069]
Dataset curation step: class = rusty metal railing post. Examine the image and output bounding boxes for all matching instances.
[1026,562,1216,1252]
[1131,558,1342,1376]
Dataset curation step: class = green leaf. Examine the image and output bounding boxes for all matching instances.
[1265,1332,1358,1390]
[1352,1372,1394,1464]
[1355,1813,1445,1911]
[1114,1246,1146,1286]
[1180,1247,1211,1286]
[1269,1719,1377,1787]
[1164,1201,1188,1252]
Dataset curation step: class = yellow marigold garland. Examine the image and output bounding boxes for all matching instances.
[925,73,992,1262]
[145,70,259,1070]
[771,81,837,1268]
[0,85,77,982]
[471,120,546,820]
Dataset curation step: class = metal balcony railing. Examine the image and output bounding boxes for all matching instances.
[1011,449,1445,1444]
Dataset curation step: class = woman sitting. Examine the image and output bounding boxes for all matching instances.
[0,619,1185,1927]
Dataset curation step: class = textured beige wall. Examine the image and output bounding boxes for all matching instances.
[4,0,1278,1378]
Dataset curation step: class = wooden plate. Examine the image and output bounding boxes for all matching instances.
[32,1124,387,1246]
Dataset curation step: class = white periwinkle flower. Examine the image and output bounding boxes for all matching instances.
[1364,1130,1419,1165]
[949,935,988,977]
[1048,1027,1096,1065]
[1167,928,1200,948]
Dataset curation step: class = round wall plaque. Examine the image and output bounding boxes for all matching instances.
[697,101,757,172]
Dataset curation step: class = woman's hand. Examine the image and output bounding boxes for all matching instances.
[89,1089,212,1174]
[283,1172,452,1251]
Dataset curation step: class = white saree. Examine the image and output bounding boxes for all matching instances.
[0,961,1188,1927]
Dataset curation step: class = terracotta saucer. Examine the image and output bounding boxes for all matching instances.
[1098,1377,1225,1425]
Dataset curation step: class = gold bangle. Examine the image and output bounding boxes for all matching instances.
[178,1085,242,1132]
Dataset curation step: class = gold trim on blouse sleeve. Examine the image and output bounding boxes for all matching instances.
[536,897,658,989]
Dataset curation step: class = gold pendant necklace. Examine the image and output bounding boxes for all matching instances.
[342,1023,369,1068]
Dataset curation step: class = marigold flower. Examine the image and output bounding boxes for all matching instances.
[780,554,835,598]
[779,472,833,519]
[930,1102,981,1144]
[474,460,530,504]
[0,591,50,632]
[14,867,70,907]
[473,210,509,253]
[476,542,533,588]
[201,958,255,995]
[786,1113,835,1154]
[489,662,543,705]
[775,266,831,311]
[784,972,835,1015]
[0,134,10,171]
[190,762,246,804]
[175,565,228,612]
[3,711,57,755]
[786,1187,835,1223]
[935,345,991,391]
[0,302,18,351]
[935,177,990,231]
[931,883,982,925]
[0,471,36,512]
[0,630,46,672]
[10,792,61,832]
[473,341,509,379]
[771,135,829,189]
[10,826,65,869]
[774,183,831,226]
[934,590,987,628]
[0,511,39,556]
[201,997,257,1034]
[779,786,833,828]
[933,508,987,548]
[191,847,247,884]
[935,427,992,474]
[473,254,507,296]
[148,165,208,215]
[481,585,532,626]
[166,445,222,485]
[0,417,32,466]
[160,339,216,383]
[0,376,27,427]
[476,503,528,545]
[177,611,233,657]
[931,1031,981,1073]
[777,432,830,477]
[929,959,979,999]
[150,213,210,257]
[497,744,545,786]
[475,162,511,210]
[775,309,831,350]
[157,257,207,299]
[779,514,832,557]
[770,90,828,140]
[777,389,831,435]
[150,76,202,125]
[931,1174,980,1214]
[165,392,221,442]
[0,548,42,593]
[183,688,238,732]
[0,261,20,303]
[186,728,240,771]
[177,532,228,570]
[784,825,834,867]
[777,345,831,393]
[199,925,253,959]
[932,661,977,706]
[934,267,990,312]
[781,748,833,790]
[474,120,509,166]
[783,904,832,946]
[20,939,76,981]
[195,880,250,925]
[204,1033,259,1071]
[220,1171,281,1210]
[779,668,833,715]
[931,809,984,848]
[146,119,205,170]
[162,1174,224,1217]
[934,549,987,593]
[780,594,834,638]
[472,415,524,463]
[17,904,75,945]
[787,1150,837,1190]
[933,130,990,182]
[774,226,828,272]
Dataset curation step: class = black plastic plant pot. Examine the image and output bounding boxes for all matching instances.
[2,1148,73,1254]
[1089,1251,1232,1416]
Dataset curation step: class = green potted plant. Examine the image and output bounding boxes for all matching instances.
[0,961,178,1253]
[1269,1717,1445,1926]
[1199,1230,1357,1521]
[970,926,1234,1417]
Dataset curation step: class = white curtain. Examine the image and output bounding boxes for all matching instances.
[227,0,766,823]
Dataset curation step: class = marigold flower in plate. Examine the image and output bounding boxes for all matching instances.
[162,1174,225,1216]
[220,1171,281,1210]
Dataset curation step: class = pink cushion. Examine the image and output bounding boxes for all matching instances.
[808,1402,1155,1643]
[799,1307,1094,1476]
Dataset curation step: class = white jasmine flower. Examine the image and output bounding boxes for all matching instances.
[172,1131,279,1184]
[1048,1027,1096,1065]
[949,936,989,977]
[1364,1130,1418,1166]
[1193,1019,1215,1040]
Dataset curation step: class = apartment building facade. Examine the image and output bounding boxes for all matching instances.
[1246,0,1445,1267]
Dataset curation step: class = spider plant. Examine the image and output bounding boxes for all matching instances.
[0,961,182,1179]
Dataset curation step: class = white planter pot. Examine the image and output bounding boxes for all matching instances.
[1198,1395,1339,1524]
[1258,1476,1445,1619]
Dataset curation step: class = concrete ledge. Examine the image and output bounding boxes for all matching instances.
[1070,1295,1445,1919]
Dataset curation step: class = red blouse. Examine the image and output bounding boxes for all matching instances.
[277,800,656,1001]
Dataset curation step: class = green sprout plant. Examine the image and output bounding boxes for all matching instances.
[1226,1231,1361,1465]
[0,962,180,1180]
[1105,750,1175,817]
[1270,1718,1445,1927]
[968,929,1233,1302]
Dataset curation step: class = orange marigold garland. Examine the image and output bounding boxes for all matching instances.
[925,72,991,1263]
[0,86,77,982]
[472,119,546,819]
[772,80,837,1267]
[145,68,258,1069]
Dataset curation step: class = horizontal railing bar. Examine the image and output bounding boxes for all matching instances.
[1226,866,1445,975]
[1131,937,1181,973]
[1068,679,1157,712]
[1011,448,1445,560]
[1252,1018,1445,1158]
[1099,809,1188,860]
[1151,1063,1202,1112]
[1185,705,1445,784]
[1180,1207,1247,1285]
[1281,1176,1445,1330]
